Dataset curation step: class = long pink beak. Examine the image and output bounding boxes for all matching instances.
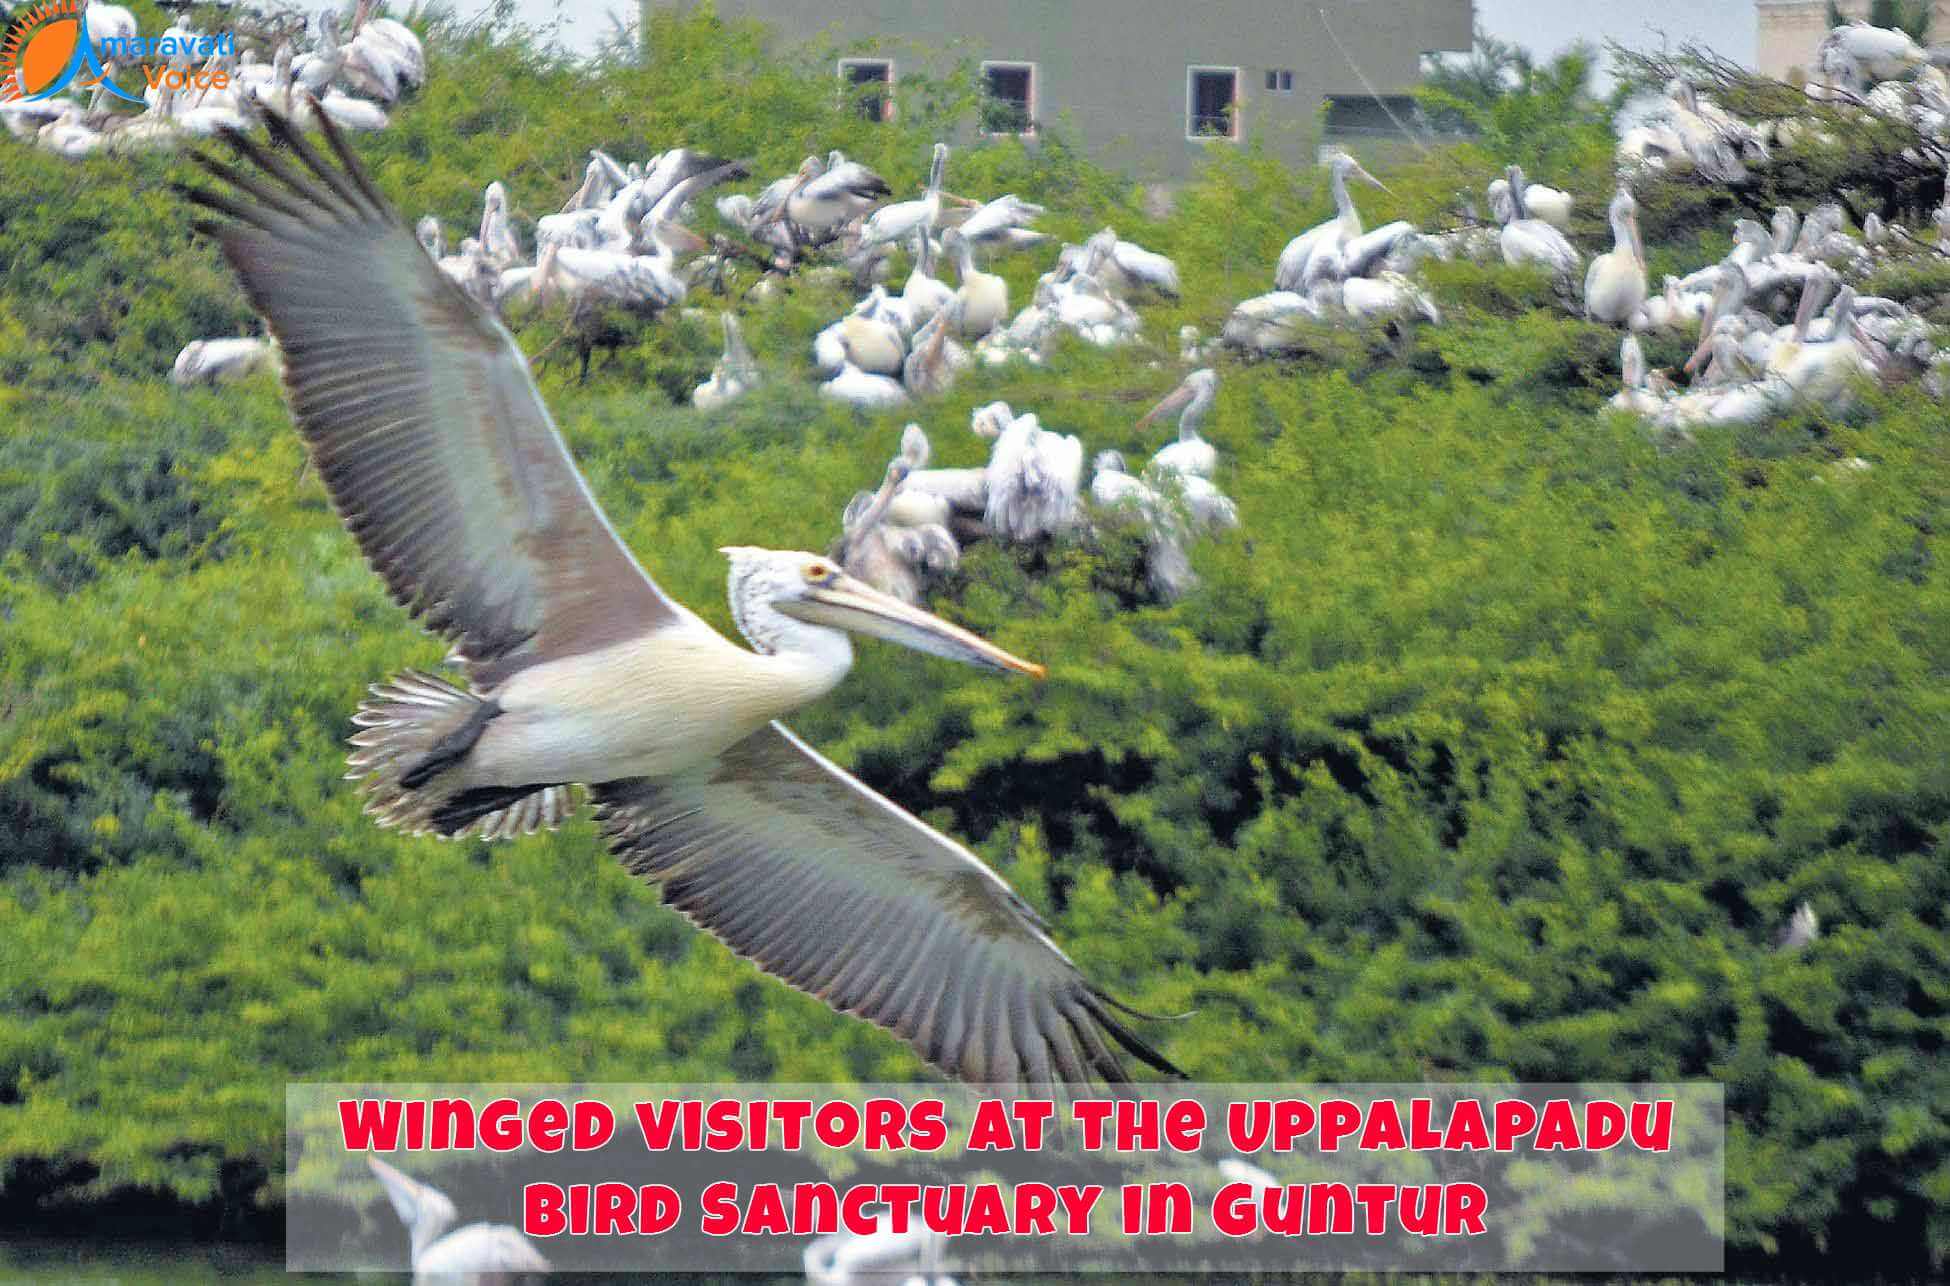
[1138,382,1194,429]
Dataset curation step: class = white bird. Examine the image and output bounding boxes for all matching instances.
[1488,175,1572,231]
[783,155,892,242]
[171,337,279,386]
[1088,451,1200,601]
[951,193,1044,247]
[901,301,969,398]
[1341,272,1441,326]
[1221,290,1331,354]
[1496,166,1581,274]
[859,142,948,250]
[1139,368,1220,479]
[1822,20,1925,82]
[693,312,758,411]
[188,111,1177,1086]
[804,1225,954,1286]
[944,229,1007,337]
[835,461,959,606]
[1608,335,1663,417]
[477,181,522,271]
[980,408,1083,543]
[821,355,909,410]
[1275,151,1390,291]
[839,307,906,377]
[899,233,955,332]
[1767,279,1871,412]
[367,1157,550,1284]
[1102,235,1182,299]
[1774,901,1821,953]
[1585,188,1648,326]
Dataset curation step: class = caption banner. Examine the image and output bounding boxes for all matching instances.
[287,1081,1724,1273]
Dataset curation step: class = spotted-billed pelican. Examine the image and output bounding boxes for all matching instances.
[902,301,970,398]
[835,461,959,606]
[952,193,1044,247]
[900,233,955,331]
[171,336,280,386]
[839,309,906,376]
[478,181,522,270]
[944,229,1007,336]
[1275,151,1389,291]
[1496,166,1581,274]
[1486,176,1572,232]
[859,142,949,250]
[980,408,1083,543]
[821,348,909,409]
[366,1157,548,1282]
[784,155,891,242]
[1139,368,1220,479]
[1584,189,1647,326]
[1341,271,1441,326]
[1608,335,1661,417]
[186,111,1177,1086]
[693,312,757,411]
[1774,901,1821,953]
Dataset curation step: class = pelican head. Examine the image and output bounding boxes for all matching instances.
[368,1156,458,1264]
[1094,449,1129,475]
[1328,149,1390,195]
[719,547,1045,677]
[415,215,443,259]
[484,181,507,215]
[1610,188,1644,265]
[969,400,1015,439]
[1138,367,1219,433]
[899,422,931,467]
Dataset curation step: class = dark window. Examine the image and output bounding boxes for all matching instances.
[842,60,893,122]
[1266,69,1293,93]
[1190,69,1238,138]
[982,63,1034,134]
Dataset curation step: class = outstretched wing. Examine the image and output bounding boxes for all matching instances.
[183,108,682,690]
[593,723,1181,1087]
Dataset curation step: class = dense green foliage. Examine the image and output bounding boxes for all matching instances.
[1,7,1946,1275]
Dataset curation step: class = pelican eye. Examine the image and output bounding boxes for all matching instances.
[803,561,835,582]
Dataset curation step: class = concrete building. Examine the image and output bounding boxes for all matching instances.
[652,0,1472,175]
[1758,1,1950,83]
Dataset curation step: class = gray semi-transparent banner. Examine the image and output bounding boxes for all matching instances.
[287,1082,1723,1274]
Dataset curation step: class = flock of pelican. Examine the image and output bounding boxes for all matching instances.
[828,364,1236,609]
[4,1,420,158]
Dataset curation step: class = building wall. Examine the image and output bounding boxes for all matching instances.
[651,0,1472,176]
[1757,0,1950,83]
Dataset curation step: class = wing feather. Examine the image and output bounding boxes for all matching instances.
[183,109,681,689]
[592,723,1180,1087]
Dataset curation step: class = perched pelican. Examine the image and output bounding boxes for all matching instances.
[834,462,959,606]
[1661,80,1747,183]
[944,229,1007,336]
[1496,166,1581,274]
[900,233,955,331]
[171,337,279,386]
[1774,902,1821,953]
[367,1157,550,1282]
[783,155,891,242]
[839,309,906,377]
[859,142,949,250]
[1089,452,1195,601]
[478,181,523,271]
[1275,151,1390,291]
[1139,368,1220,479]
[693,312,758,411]
[822,351,909,409]
[1821,20,1925,82]
[1608,335,1662,416]
[980,408,1083,543]
[1102,235,1183,299]
[952,193,1045,246]
[187,111,1177,1086]
[1488,176,1572,232]
[901,301,970,398]
[1767,279,1870,411]
[1584,189,1647,326]
[1340,272,1441,326]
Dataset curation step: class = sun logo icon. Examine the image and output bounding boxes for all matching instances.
[1,0,139,103]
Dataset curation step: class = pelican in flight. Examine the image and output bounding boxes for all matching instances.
[367,1157,550,1281]
[185,112,1175,1086]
